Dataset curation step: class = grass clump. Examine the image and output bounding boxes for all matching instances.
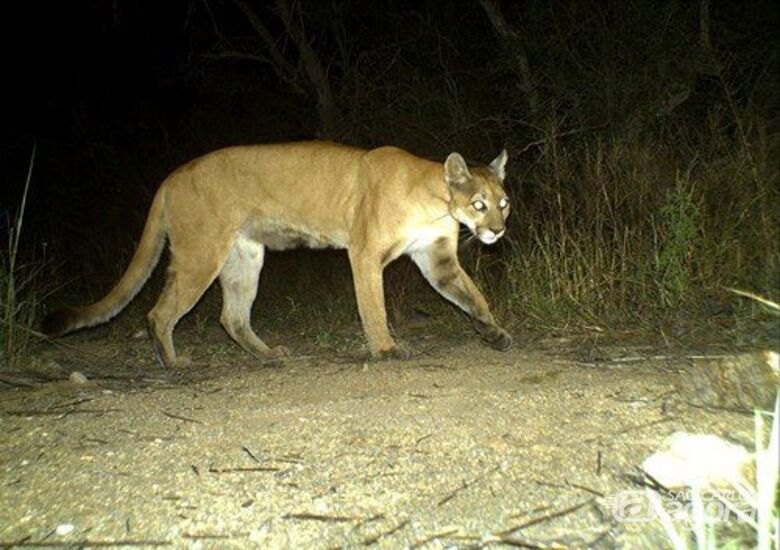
[1,145,47,367]
[479,113,778,337]
[655,172,701,308]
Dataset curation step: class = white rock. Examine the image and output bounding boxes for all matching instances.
[642,432,752,489]
[56,523,74,535]
[768,350,779,374]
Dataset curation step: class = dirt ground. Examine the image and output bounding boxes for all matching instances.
[0,324,759,549]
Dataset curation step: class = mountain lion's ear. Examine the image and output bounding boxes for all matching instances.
[489,149,508,182]
[444,153,471,186]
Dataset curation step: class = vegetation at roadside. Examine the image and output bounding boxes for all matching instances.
[1,146,48,367]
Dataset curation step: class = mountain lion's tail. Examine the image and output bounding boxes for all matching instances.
[42,190,168,337]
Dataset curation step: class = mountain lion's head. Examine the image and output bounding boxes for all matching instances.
[444,150,510,245]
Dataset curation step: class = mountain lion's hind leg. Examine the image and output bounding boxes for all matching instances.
[148,256,223,368]
[219,237,287,361]
[410,237,511,351]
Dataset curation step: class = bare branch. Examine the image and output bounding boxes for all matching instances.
[228,0,341,136]
[478,0,515,39]
[231,0,302,90]
[274,0,341,136]
[477,0,539,113]
[699,0,711,52]
[233,0,284,66]
[202,50,272,64]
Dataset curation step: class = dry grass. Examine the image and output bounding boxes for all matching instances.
[462,115,778,338]
[1,146,49,367]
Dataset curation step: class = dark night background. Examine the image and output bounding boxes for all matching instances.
[1,4,778,544]
[2,0,778,341]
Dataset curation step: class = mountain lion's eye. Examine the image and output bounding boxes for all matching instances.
[472,200,486,211]
[499,197,509,209]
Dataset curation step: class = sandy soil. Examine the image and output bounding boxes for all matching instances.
[0,327,756,549]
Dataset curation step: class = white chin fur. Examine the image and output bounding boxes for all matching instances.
[478,229,505,245]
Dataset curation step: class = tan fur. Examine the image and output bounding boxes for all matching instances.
[43,142,512,367]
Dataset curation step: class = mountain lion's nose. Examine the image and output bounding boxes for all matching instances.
[489,225,504,234]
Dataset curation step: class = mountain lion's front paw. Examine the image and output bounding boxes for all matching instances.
[376,343,412,361]
[170,356,194,369]
[482,326,512,351]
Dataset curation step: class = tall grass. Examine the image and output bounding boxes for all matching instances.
[474,112,779,333]
[1,145,46,367]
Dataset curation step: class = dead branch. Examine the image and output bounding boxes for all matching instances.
[207,464,280,473]
[283,512,355,522]
[0,374,36,387]
[231,0,304,93]
[183,532,247,539]
[274,0,340,136]
[0,540,170,547]
[229,0,341,136]
[437,465,500,506]
[495,498,594,536]
[361,518,410,546]
[161,410,204,424]
[242,445,261,463]
[2,408,123,417]
[478,0,539,112]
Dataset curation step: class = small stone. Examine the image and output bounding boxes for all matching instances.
[56,523,74,536]
[69,371,88,384]
[486,436,509,453]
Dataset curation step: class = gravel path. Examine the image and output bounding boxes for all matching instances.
[0,336,752,548]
